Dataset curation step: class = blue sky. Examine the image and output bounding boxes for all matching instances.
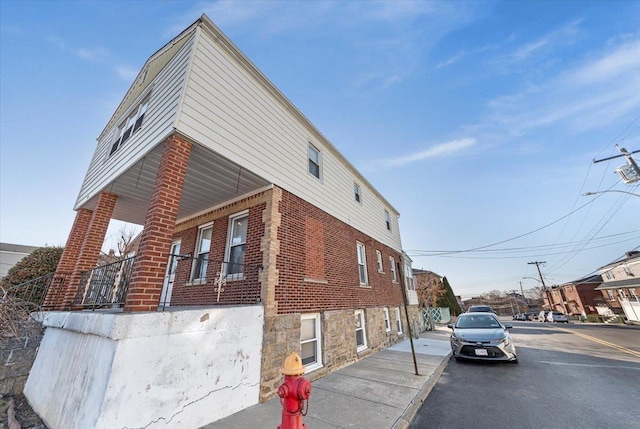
[1,1,639,298]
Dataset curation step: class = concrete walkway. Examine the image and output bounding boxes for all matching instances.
[205,327,452,429]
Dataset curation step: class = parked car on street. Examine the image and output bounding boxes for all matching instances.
[447,312,518,363]
[467,305,495,313]
[546,311,569,323]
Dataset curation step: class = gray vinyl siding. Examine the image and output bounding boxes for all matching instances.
[74,33,196,210]
[175,28,401,251]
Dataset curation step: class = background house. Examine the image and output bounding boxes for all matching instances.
[0,243,38,279]
[595,251,640,323]
[26,15,417,429]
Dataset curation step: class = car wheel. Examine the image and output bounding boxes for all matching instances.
[511,357,518,364]
[454,356,463,362]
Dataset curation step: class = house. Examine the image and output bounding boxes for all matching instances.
[412,268,443,308]
[0,242,38,279]
[544,274,603,317]
[25,15,418,429]
[595,251,640,323]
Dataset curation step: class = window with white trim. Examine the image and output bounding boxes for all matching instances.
[354,183,361,203]
[355,310,367,352]
[606,290,615,300]
[357,242,368,285]
[383,308,391,332]
[631,289,638,299]
[376,250,383,273]
[191,223,213,281]
[110,97,149,156]
[395,308,403,334]
[384,210,391,231]
[308,143,321,179]
[301,313,322,371]
[404,262,415,290]
[390,257,397,282]
[226,213,248,278]
[605,270,615,280]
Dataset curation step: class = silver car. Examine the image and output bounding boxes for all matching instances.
[448,312,518,363]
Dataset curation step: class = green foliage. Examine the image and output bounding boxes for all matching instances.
[1,246,63,289]
[436,276,462,316]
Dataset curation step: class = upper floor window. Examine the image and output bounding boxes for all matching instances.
[109,97,149,156]
[605,270,615,280]
[404,262,415,290]
[356,242,368,285]
[308,144,321,179]
[376,250,383,273]
[354,183,361,203]
[226,213,248,278]
[191,223,213,281]
[384,210,391,231]
[390,257,397,282]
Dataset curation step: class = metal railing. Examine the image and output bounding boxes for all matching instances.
[1,272,61,310]
[75,257,135,310]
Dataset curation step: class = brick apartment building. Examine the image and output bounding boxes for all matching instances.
[544,274,603,317]
[26,15,418,429]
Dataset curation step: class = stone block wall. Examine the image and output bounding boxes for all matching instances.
[0,320,43,396]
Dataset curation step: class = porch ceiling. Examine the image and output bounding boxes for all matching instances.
[83,143,271,225]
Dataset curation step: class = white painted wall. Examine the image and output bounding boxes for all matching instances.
[175,23,403,253]
[25,306,264,429]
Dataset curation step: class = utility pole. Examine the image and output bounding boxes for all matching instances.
[593,145,640,184]
[528,261,549,309]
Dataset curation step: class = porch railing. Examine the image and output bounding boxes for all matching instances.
[75,256,135,310]
[1,272,62,310]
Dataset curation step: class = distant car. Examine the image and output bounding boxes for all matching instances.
[447,312,518,363]
[467,305,495,313]
[546,311,569,323]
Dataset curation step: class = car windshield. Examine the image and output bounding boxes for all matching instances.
[456,315,501,329]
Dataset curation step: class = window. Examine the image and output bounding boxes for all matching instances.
[404,262,415,290]
[605,270,615,280]
[395,308,403,334]
[384,210,391,231]
[355,310,367,352]
[191,223,213,281]
[376,250,383,273]
[606,290,615,300]
[301,314,322,371]
[631,289,638,299]
[618,289,628,299]
[354,183,361,203]
[226,213,248,277]
[356,242,368,285]
[623,265,634,277]
[390,257,397,282]
[110,97,149,156]
[383,308,391,332]
[308,144,321,179]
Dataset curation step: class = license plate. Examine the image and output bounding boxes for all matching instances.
[475,348,488,356]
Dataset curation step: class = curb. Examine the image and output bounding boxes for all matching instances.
[391,352,452,429]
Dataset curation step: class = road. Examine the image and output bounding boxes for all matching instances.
[409,321,640,429]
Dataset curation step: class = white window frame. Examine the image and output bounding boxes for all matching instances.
[390,257,397,282]
[308,143,321,179]
[301,313,323,372]
[357,242,368,285]
[376,250,384,273]
[383,307,391,332]
[384,210,391,231]
[191,223,213,282]
[355,310,368,352]
[395,308,403,335]
[109,95,150,157]
[606,290,615,300]
[404,262,415,290]
[224,211,249,279]
[354,183,361,203]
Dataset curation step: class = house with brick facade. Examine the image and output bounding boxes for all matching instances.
[25,15,418,429]
[594,251,640,323]
[543,274,603,317]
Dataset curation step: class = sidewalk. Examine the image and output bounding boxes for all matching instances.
[205,326,452,429]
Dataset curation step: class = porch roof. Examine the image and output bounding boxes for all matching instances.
[595,278,640,290]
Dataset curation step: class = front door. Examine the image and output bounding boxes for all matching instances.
[160,240,181,308]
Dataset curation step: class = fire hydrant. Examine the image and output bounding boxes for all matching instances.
[277,352,312,429]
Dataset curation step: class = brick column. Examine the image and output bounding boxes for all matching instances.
[43,208,93,310]
[61,192,118,310]
[124,135,192,312]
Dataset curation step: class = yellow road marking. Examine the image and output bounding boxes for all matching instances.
[555,327,640,359]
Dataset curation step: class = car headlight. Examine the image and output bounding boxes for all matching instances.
[491,336,508,345]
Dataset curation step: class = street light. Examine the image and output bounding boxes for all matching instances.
[522,276,542,283]
[583,190,640,197]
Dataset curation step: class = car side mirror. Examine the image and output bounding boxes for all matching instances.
[503,323,513,330]
[447,323,454,329]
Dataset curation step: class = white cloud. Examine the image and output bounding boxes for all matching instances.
[569,39,640,84]
[115,66,139,81]
[378,138,477,168]
[75,47,109,61]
